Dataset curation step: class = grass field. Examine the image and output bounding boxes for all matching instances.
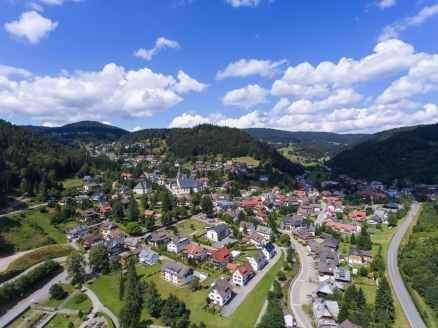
[235,156,260,166]
[175,219,208,230]
[46,313,82,328]
[59,176,85,189]
[64,292,93,312]
[38,284,76,308]
[307,170,332,181]
[7,309,51,328]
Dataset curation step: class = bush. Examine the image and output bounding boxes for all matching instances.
[359,266,369,277]
[73,293,88,304]
[78,310,84,319]
[49,284,65,300]
[277,270,286,281]
[77,283,82,290]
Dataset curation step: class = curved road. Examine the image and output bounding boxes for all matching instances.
[388,200,425,328]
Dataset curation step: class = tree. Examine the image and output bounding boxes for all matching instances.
[277,270,286,281]
[199,321,206,328]
[162,192,173,212]
[126,222,142,235]
[256,299,285,328]
[119,276,125,300]
[338,303,350,324]
[89,244,109,273]
[109,256,121,280]
[66,251,86,281]
[350,233,356,245]
[279,234,290,247]
[113,196,124,221]
[374,276,395,325]
[128,194,140,222]
[67,322,74,328]
[200,196,213,215]
[141,194,149,209]
[144,281,162,317]
[145,215,155,230]
[189,278,201,292]
[119,261,146,328]
[161,294,187,328]
[176,314,190,328]
[359,266,369,277]
[357,226,372,251]
[78,310,84,319]
[49,284,65,300]
[388,213,398,227]
[356,287,367,308]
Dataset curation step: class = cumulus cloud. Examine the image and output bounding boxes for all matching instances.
[378,0,396,9]
[134,37,180,61]
[26,2,44,11]
[168,103,438,134]
[216,59,287,79]
[102,121,113,126]
[221,84,269,108]
[379,4,438,41]
[4,11,58,44]
[225,0,274,8]
[173,71,208,93]
[40,0,83,5]
[132,126,142,132]
[0,63,207,125]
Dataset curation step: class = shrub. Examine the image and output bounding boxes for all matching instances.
[73,292,88,304]
[277,270,286,281]
[78,310,84,319]
[49,284,65,300]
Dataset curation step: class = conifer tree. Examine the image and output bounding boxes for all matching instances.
[374,276,395,325]
[144,281,162,316]
[161,294,187,328]
[350,232,356,245]
[128,194,140,221]
[356,287,367,308]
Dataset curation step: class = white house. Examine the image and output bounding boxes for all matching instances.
[167,235,191,253]
[249,250,268,272]
[239,221,254,233]
[262,242,276,260]
[232,261,254,286]
[208,278,233,306]
[255,225,273,240]
[134,181,152,194]
[160,261,194,287]
[249,232,266,247]
[65,225,89,239]
[138,249,160,265]
[206,224,230,242]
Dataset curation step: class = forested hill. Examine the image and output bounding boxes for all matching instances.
[244,128,368,158]
[119,124,304,176]
[21,121,129,148]
[329,122,438,184]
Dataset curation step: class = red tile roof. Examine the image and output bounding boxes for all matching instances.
[213,247,232,263]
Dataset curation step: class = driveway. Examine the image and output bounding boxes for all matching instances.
[212,237,237,249]
[220,245,281,317]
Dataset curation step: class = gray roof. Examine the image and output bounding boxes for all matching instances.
[139,249,158,262]
[134,181,152,191]
[313,298,339,321]
[323,235,339,249]
[347,247,372,258]
[149,228,169,242]
[170,235,190,247]
[251,250,267,264]
[337,319,363,328]
[177,178,199,189]
[256,225,272,235]
[160,260,193,278]
[212,278,233,298]
[263,242,275,253]
[333,268,352,282]
[307,240,320,250]
[212,223,230,234]
[316,277,344,295]
[104,237,125,249]
[66,225,89,235]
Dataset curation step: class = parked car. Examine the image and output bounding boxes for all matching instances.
[307,253,312,256]
[306,294,312,298]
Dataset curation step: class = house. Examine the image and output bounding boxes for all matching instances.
[134,181,152,194]
[124,237,141,250]
[259,175,269,182]
[83,183,100,192]
[167,235,191,253]
[174,159,183,167]
[209,247,232,268]
[313,298,339,327]
[249,250,268,272]
[83,233,104,249]
[144,210,155,217]
[206,224,230,242]
[249,231,266,247]
[232,261,254,286]
[148,228,170,246]
[78,209,98,221]
[118,186,131,195]
[160,260,194,286]
[108,230,128,240]
[255,226,273,240]
[101,222,118,235]
[307,240,320,252]
[349,211,367,222]
[58,196,74,206]
[262,242,276,260]
[293,227,315,243]
[282,216,307,229]
[333,268,352,283]
[283,309,297,328]
[99,205,112,218]
[104,237,125,256]
[337,319,362,328]
[250,185,260,193]
[139,249,160,265]
[184,244,208,262]
[91,191,107,203]
[239,221,255,233]
[254,211,268,221]
[83,175,94,182]
[316,278,344,298]
[347,247,373,265]
[323,236,339,251]
[383,202,399,210]
[121,173,133,180]
[65,225,89,239]
[172,168,204,194]
[208,278,233,306]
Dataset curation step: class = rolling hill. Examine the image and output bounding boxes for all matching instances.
[329,123,438,184]
[21,121,129,148]
[244,128,368,158]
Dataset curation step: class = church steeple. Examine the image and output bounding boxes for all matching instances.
[177,167,182,180]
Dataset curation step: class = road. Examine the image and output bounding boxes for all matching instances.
[315,200,327,226]
[0,202,48,218]
[388,200,425,328]
[288,232,313,328]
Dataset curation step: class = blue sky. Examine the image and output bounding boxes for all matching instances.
[1,0,438,133]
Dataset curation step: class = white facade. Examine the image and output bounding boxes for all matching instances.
[162,271,193,286]
[206,230,219,242]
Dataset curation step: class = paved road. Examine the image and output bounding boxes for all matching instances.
[315,201,327,226]
[288,232,313,328]
[388,201,425,328]
[0,202,48,218]
[220,245,282,317]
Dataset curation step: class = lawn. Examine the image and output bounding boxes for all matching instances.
[46,313,83,328]
[64,292,93,312]
[232,251,285,327]
[59,176,85,189]
[307,170,331,181]
[38,284,77,308]
[235,156,260,166]
[175,219,208,230]
[25,210,69,243]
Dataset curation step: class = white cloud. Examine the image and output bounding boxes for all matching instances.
[42,122,61,127]
[216,59,287,79]
[26,2,44,11]
[225,0,274,8]
[4,11,58,44]
[134,37,180,61]
[132,126,142,132]
[173,71,208,93]
[0,65,32,77]
[221,84,269,108]
[102,121,113,126]
[377,54,438,104]
[271,40,425,91]
[378,0,396,9]
[0,63,206,125]
[168,103,438,134]
[379,4,438,41]
[40,0,83,5]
